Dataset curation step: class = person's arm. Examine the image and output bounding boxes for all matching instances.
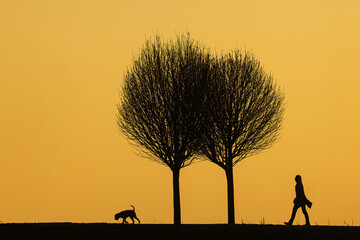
[296,183,305,198]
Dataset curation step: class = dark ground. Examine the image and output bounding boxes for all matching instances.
[0,223,359,240]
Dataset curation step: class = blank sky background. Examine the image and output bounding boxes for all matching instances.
[0,0,359,225]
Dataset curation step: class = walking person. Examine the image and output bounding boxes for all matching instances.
[285,175,312,226]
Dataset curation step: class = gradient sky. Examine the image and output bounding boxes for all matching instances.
[1,0,360,225]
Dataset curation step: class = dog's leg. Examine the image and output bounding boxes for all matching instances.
[133,217,140,223]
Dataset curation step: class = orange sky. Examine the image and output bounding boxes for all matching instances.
[1,0,360,225]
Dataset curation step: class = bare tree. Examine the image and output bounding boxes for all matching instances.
[201,51,285,224]
[117,33,211,224]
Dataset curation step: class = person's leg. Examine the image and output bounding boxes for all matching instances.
[285,204,299,225]
[301,205,310,226]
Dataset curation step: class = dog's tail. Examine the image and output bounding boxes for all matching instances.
[130,205,135,211]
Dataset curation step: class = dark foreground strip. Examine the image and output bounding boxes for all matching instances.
[0,223,359,240]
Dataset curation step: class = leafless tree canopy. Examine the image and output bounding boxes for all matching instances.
[117,34,211,171]
[199,50,285,224]
[202,50,285,168]
[117,35,284,224]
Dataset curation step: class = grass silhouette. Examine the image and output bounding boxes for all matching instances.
[0,223,359,240]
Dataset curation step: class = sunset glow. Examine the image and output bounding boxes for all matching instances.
[1,0,360,225]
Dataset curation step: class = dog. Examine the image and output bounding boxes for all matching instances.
[114,205,140,224]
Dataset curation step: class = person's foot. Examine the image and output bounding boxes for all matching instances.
[284,221,292,226]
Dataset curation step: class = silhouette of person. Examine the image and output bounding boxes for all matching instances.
[285,175,312,226]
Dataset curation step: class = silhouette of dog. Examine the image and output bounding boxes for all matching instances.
[114,205,140,224]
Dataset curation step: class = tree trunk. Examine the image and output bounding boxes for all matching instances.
[225,166,235,224]
[172,168,181,225]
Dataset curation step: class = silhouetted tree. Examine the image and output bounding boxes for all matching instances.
[201,51,285,224]
[117,33,211,224]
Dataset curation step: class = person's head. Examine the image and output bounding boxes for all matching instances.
[295,175,302,183]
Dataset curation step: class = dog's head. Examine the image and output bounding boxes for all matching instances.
[114,212,121,221]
